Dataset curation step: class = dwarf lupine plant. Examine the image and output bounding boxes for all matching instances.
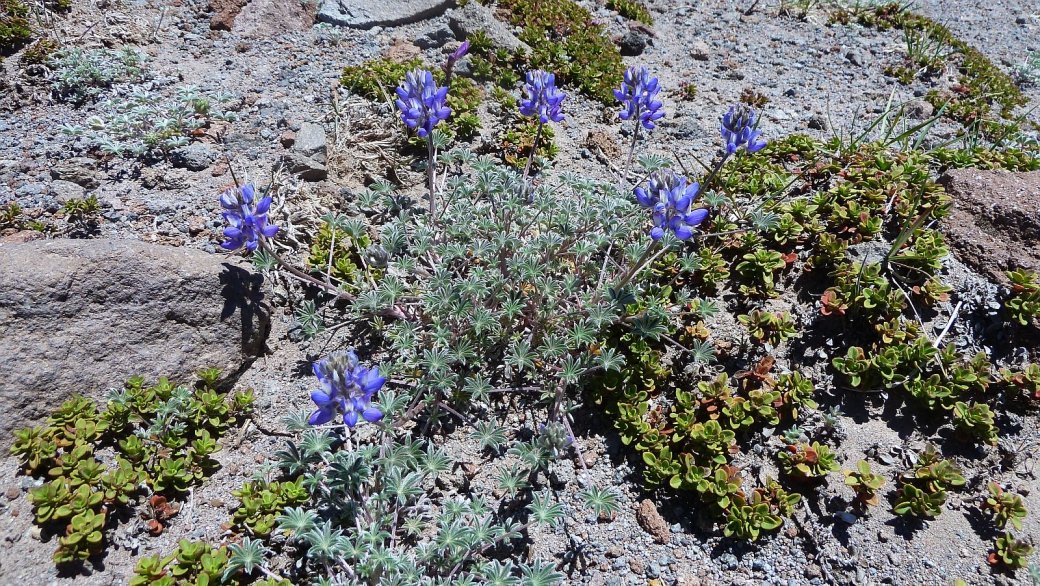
[307,350,385,427]
[615,66,665,187]
[634,168,709,241]
[395,68,452,219]
[218,67,774,578]
[219,184,278,251]
[518,69,566,181]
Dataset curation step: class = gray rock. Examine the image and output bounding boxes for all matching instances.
[619,30,648,56]
[14,183,44,198]
[808,113,828,130]
[690,39,711,61]
[0,239,270,446]
[414,23,455,49]
[447,3,529,53]
[294,122,328,162]
[906,99,935,120]
[48,180,86,204]
[281,153,328,181]
[50,158,100,189]
[317,0,454,29]
[845,49,869,67]
[170,143,218,171]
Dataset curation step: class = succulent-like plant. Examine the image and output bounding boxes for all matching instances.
[984,483,1028,531]
[779,441,839,481]
[991,533,1034,570]
[844,460,886,509]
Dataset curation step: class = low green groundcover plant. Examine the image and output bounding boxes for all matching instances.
[11,370,253,565]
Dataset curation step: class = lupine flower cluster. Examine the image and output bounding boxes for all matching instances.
[219,184,278,251]
[614,66,665,130]
[721,104,767,154]
[519,70,566,124]
[308,350,386,427]
[443,40,469,74]
[395,69,452,138]
[634,169,709,241]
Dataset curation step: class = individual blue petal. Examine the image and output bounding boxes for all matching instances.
[650,226,664,240]
[634,187,655,207]
[685,208,710,226]
[255,196,272,215]
[261,224,279,238]
[343,410,359,428]
[308,405,336,426]
[311,390,333,405]
[219,190,237,209]
[359,367,386,395]
[673,224,693,240]
[362,406,384,423]
[241,184,255,203]
[673,195,692,213]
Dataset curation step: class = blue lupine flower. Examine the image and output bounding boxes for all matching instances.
[449,40,470,63]
[614,66,665,130]
[308,350,386,427]
[721,105,767,155]
[395,69,452,138]
[443,40,470,76]
[219,184,278,252]
[634,169,709,241]
[519,70,566,124]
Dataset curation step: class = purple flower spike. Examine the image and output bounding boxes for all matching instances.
[614,66,665,130]
[519,70,566,124]
[219,184,278,252]
[635,169,709,241]
[450,40,470,62]
[395,69,452,138]
[721,105,767,155]
[308,350,386,428]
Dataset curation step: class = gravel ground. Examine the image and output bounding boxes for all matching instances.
[1,1,1039,585]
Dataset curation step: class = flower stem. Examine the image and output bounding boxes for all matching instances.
[427,135,437,222]
[259,239,356,302]
[521,120,544,186]
[614,242,669,294]
[700,151,731,194]
[619,123,641,190]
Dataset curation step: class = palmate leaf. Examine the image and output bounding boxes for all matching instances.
[595,346,626,373]
[520,559,565,586]
[274,506,318,537]
[630,312,668,340]
[578,486,620,518]
[481,560,521,586]
[471,420,509,453]
[527,490,565,527]
[222,537,270,582]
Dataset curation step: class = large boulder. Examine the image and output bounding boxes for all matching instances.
[446,2,529,54]
[939,168,1040,284]
[317,0,455,29]
[0,239,270,444]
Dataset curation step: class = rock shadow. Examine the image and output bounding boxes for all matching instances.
[219,262,270,357]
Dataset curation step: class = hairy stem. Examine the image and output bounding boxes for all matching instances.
[427,136,438,222]
[521,120,545,185]
[619,123,642,190]
[259,239,356,302]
